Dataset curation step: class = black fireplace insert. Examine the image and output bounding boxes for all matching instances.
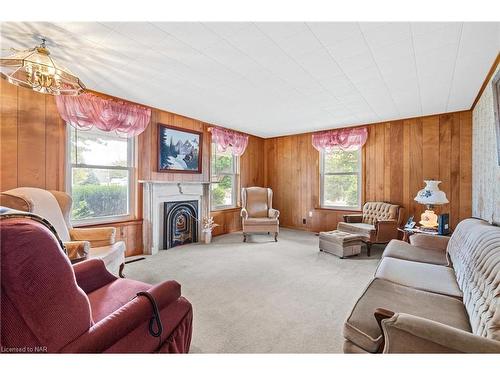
[163,200,198,249]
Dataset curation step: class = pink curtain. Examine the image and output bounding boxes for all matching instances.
[55,93,151,137]
[312,127,368,151]
[211,127,249,156]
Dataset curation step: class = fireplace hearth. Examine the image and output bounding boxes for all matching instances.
[163,200,198,249]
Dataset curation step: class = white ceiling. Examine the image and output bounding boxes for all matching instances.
[1,22,499,137]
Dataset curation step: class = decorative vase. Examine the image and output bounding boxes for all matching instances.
[203,231,212,244]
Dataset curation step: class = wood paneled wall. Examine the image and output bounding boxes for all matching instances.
[0,78,66,191]
[264,111,472,232]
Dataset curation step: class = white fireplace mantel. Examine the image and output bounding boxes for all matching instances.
[140,180,210,255]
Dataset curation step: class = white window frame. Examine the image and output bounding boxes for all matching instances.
[210,142,239,211]
[66,125,136,226]
[320,147,362,210]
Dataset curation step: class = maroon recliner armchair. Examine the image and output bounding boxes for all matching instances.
[0,216,193,353]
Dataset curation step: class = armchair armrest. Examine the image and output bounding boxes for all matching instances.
[60,280,182,353]
[409,233,450,252]
[70,227,116,247]
[382,313,500,353]
[241,208,249,219]
[64,240,90,260]
[268,208,280,219]
[374,220,398,243]
[343,214,363,223]
[73,258,117,294]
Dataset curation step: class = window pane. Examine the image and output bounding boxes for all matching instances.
[71,168,129,220]
[323,174,359,208]
[212,146,234,176]
[324,149,359,173]
[71,127,129,167]
[210,175,234,207]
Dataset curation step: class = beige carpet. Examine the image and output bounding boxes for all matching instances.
[125,228,383,353]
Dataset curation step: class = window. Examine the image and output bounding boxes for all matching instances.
[210,143,239,210]
[320,147,361,210]
[67,126,135,224]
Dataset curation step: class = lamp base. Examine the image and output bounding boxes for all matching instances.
[419,209,438,228]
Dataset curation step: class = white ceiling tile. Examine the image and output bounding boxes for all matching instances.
[412,23,462,55]
[307,22,360,45]
[154,22,221,49]
[325,33,368,58]
[253,22,308,40]
[273,30,324,56]
[54,22,113,45]
[360,22,411,48]
[293,48,342,79]
[201,22,251,39]
[335,50,375,73]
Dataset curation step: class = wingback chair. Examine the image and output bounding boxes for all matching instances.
[0,187,125,276]
[0,215,193,353]
[241,187,280,242]
[337,201,405,256]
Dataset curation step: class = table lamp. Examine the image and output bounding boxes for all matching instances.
[414,180,449,228]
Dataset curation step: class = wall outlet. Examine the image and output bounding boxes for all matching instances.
[302,218,306,224]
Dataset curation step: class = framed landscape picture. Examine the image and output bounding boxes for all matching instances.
[157,124,203,173]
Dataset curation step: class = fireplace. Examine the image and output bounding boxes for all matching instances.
[163,200,198,249]
[141,181,210,255]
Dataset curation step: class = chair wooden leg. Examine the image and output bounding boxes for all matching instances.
[243,233,247,242]
[366,243,372,257]
[119,263,125,278]
[274,232,278,242]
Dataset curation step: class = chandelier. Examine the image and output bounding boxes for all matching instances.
[0,39,85,95]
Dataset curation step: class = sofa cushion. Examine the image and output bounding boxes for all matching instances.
[337,222,375,241]
[375,257,462,298]
[382,239,448,266]
[446,218,500,340]
[244,217,278,226]
[343,279,471,353]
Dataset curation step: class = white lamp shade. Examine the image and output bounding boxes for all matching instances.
[414,180,449,205]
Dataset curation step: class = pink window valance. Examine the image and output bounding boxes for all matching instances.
[55,93,151,137]
[312,127,368,151]
[210,127,249,156]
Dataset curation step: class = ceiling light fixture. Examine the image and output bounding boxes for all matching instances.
[0,38,85,95]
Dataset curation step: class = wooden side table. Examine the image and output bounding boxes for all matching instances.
[398,227,414,242]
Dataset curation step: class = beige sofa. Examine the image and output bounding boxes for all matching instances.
[0,187,125,276]
[241,187,280,242]
[343,218,500,353]
[338,202,405,256]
